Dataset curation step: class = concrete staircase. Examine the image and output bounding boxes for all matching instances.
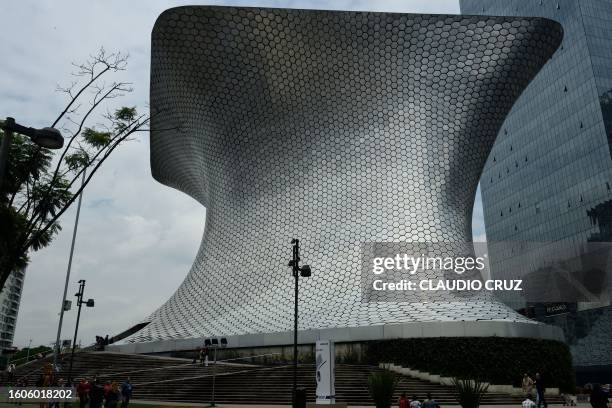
[4,351,565,405]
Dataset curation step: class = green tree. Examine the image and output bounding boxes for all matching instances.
[0,48,152,290]
[10,345,52,366]
[367,369,399,408]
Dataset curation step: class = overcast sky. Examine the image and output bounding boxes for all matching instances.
[1,0,481,349]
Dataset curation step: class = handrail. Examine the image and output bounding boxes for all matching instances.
[90,352,282,378]
[8,350,54,366]
[132,364,290,387]
[10,351,283,383]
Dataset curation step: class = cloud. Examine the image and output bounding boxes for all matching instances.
[472,185,488,242]
[3,0,460,348]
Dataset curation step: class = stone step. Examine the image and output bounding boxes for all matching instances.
[5,351,565,406]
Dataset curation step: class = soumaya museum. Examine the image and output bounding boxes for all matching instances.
[111,3,570,371]
[97,0,612,394]
[113,6,559,344]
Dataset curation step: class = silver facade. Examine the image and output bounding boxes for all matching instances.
[124,7,562,343]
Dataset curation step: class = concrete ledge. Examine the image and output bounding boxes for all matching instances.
[108,321,564,354]
[382,363,560,396]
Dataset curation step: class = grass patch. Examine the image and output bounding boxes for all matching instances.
[129,404,214,408]
[0,402,214,408]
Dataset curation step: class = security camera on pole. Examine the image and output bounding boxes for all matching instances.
[288,239,311,408]
[67,279,94,384]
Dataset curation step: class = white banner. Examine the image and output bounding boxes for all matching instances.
[315,340,335,404]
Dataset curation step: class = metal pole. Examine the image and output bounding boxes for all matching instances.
[26,339,32,363]
[292,239,299,406]
[68,280,85,384]
[0,118,15,190]
[53,170,86,367]
[211,347,218,407]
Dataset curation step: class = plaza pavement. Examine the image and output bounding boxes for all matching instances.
[130,401,591,408]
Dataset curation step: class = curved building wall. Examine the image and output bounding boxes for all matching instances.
[125,6,562,344]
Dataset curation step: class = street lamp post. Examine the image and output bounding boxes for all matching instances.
[67,279,94,384]
[53,169,87,368]
[206,337,227,407]
[25,339,32,363]
[0,117,64,189]
[288,239,311,407]
[212,345,217,406]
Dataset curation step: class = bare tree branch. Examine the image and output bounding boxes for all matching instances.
[51,48,127,128]
[21,116,150,251]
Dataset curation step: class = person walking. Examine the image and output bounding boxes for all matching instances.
[523,394,537,408]
[48,377,62,408]
[411,395,422,408]
[120,378,133,408]
[204,346,210,367]
[590,384,610,408]
[535,373,547,408]
[398,392,409,408]
[58,378,72,408]
[76,378,91,408]
[422,393,437,408]
[6,363,14,383]
[106,382,120,408]
[522,373,535,396]
[15,377,27,407]
[562,392,577,406]
[103,381,112,404]
[89,379,104,408]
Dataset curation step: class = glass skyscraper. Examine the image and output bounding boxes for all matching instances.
[460,0,612,380]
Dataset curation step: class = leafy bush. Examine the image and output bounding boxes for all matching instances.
[340,348,360,364]
[452,378,489,408]
[364,337,574,393]
[368,369,399,408]
[222,349,240,360]
[11,346,52,366]
[299,351,315,363]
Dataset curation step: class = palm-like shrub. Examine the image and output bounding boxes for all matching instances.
[452,378,489,408]
[368,369,399,408]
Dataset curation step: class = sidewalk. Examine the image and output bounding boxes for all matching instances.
[130,401,591,408]
[0,403,590,408]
